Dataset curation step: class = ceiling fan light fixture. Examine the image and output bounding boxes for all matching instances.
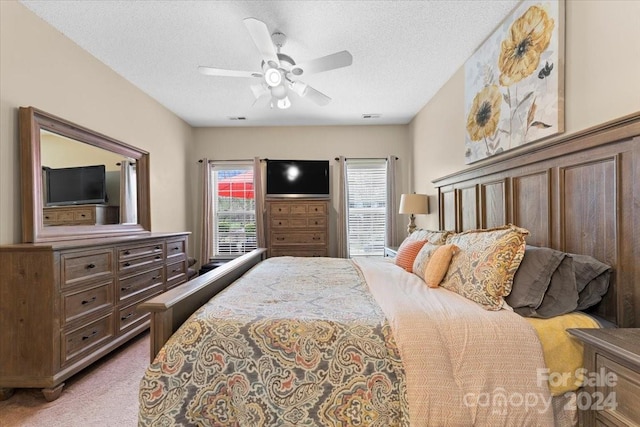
[277,96,291,109]
[270,84,287,99]
[290,80,308,97]
[265,68,282,87]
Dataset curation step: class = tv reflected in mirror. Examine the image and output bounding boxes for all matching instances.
[44,165,107,206]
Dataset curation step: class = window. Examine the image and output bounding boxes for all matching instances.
[345,159,388,257]
[211,162,256,257]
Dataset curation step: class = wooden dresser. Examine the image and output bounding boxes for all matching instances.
[0,232,189,401]
[42,204,119,226]
[266,199,329,257]
[568,328,640,427]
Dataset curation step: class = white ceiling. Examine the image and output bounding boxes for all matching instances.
[20,0,519,128]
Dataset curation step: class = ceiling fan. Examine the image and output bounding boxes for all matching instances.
[198,18,353,109]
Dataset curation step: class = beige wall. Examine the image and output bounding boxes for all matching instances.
[0,1,193,245]
[409,0,640,231]
[192,125,412,255]
[2,0,638,250]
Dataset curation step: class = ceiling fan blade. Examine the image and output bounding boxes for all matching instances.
[302,84,331,106]
[243,17,280,68]
[250,83,270,99]
[291,50,353,76]
[252,92,272,108]
[198,66,262,78]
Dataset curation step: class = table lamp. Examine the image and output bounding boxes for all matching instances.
[399,193,429,235]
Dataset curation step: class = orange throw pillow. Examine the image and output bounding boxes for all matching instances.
[395,239,427,272]
[424,244,459,288]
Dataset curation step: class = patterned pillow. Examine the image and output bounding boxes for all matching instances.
[441,225,529,310]
[424,244,459,288]
[412,243,439,280]
[413,243,459,287]
[408,229,452,245]
[395,239,427,273]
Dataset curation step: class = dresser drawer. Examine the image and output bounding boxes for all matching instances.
[270,248,328,257]
[166,237,187,261]
[72,208,95,222]
[595,354,640,426]
[43,209,74,223]
[118,252,163,273]
[269,203,291,215]
[306,217,326,228]
[118,241,164,260]
[62,313,114,365]
[271,232,326,245]
[117,300,154,333]
[166,260,187,289]
[61,249,113,288]
[62,280,114,324]
[306,203,327,215]
[118,267,164,302]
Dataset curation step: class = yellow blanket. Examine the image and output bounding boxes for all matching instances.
[526,312,600,396]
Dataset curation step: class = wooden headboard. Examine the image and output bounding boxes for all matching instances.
[433,113,640,328]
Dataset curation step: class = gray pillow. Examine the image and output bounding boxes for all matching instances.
[508,245,579,318]
[506,245,564,310]
[530,255,578,318]
[570,253,612,310]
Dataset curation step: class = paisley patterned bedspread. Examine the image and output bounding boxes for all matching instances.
[139,257,409,426]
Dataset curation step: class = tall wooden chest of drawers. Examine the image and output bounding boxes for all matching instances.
[0,232,189,401]
[266,199,330,257]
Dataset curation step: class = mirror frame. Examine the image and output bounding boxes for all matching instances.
[19,106,151,243]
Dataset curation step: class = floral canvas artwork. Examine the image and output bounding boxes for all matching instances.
[464,0,564,163]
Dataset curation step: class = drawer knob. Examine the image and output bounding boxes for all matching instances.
[124,250,131,255]
[155,255,162,260]
[278,221,282,225]
[276,237,285,241]
[81,296,96,305]
[314,221,319,225]
[172,268,179,273]
[81,331,98,341]
[151,276,159,281]
[173,246,179,251]
[155,246,161,250]
[121,313,134,321]
[80,214,86,217]
[44,216,50,219]
[121,286,131,292]
[313,237,320,241]
[124,262,131,267]
[87,263,96,269]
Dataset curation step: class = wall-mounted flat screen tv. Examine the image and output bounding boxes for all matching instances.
[266,159,330,198]
[45,164,107,206]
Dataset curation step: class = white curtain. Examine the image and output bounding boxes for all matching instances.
[386,155,398,247]
[199,159,213,267]
[336,156,349,258]
[253,157,266,248]
[119,159,137,224]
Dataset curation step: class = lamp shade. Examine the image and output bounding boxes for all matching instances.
[399,193,429,215]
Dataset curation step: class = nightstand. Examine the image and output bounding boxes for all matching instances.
[567,328,640,427]
[384,246,398,258]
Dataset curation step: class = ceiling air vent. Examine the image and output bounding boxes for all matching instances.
[362,114,381,119]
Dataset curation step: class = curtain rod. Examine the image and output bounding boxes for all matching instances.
[198,158,262,163]
[334,156,399,161]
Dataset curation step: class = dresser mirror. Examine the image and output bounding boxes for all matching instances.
[20,106,151,243]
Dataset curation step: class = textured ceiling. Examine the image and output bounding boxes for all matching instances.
[20,0,519,127]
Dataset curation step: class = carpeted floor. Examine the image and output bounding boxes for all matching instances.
[0,331,149,427]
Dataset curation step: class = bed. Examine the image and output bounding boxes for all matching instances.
[138,113,639,426]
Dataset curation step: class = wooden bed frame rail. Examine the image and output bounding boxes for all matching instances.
[138,248,267,361]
